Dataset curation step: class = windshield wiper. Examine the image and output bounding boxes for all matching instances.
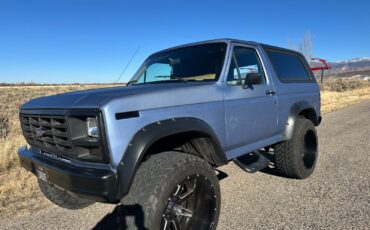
[154,75,188,83]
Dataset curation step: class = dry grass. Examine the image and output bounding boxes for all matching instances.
[321,86,370,114]
[320,79,370,113]
[0,80,370,218]
[321,78,370,92]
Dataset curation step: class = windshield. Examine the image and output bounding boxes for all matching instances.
[129,43,227,85]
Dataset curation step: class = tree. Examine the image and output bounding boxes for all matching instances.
[288,32,313,61]
[299,32,313,61]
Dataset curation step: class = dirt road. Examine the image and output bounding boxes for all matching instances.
[1,100,369,229]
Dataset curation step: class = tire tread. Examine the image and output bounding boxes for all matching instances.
[121,151,220,229]
[274,117,318,179]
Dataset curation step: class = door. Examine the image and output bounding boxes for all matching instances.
[224,45,278,150]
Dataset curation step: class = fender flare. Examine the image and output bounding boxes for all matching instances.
[115,117,227,198]
[284,101,318,140]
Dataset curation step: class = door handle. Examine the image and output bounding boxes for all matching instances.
[266,90,276,96]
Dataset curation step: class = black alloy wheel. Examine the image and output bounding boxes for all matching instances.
[161,174,217,230]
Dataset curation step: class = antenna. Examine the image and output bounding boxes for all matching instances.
[115,46,140,83]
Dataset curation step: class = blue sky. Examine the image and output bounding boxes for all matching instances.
[1,0,369,83]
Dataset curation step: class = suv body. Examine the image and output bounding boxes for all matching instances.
[18,39,321,228]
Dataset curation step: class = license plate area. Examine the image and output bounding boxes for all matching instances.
[36,166,48,182]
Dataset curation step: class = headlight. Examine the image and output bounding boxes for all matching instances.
[68,111,109,163]
[86,117,99,137]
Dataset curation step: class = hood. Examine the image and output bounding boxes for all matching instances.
[21,83,216,110]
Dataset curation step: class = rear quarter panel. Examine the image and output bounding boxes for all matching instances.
[258,46,321,135]
[274,82,320,133]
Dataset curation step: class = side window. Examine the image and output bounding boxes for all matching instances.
[267,51,310,82]
[227,47,266,85]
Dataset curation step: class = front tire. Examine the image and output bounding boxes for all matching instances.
[274,117,318,179]
[121,151,221,230]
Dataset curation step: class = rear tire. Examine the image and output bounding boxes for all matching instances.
[121,151,221,230]
[38,180,94,209]
[274,117,318,179]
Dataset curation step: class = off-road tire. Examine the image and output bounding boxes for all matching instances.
[38,180,94,209]
[120,151,221,230]
[274,117,318,179]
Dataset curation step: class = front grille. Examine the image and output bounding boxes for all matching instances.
[20,114,73,157]
[20,110,109,163]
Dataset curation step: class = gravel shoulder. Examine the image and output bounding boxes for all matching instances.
[1,100,369,229]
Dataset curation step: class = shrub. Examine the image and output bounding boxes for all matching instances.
[322,79,370,92]
[0,114,10,139]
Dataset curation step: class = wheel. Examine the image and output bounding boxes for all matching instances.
[121,151,221,230]
[38,180,94,209]
[274,117,318,179]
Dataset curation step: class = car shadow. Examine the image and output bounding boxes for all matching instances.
[235,149,289,178]
[258,149,291,178]
[93,204,147,230]
[258,150,280,176]
[215,168,229,181]
[93,154,285,229]
[93,169,228,230]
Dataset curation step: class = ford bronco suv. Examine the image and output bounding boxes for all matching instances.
[18,39,321,229]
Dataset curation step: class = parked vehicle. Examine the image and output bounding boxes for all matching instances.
[18,39,321,229]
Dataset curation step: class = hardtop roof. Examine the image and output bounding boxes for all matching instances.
[149,38,301,57]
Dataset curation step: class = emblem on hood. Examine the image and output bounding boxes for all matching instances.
[35,127,46,138]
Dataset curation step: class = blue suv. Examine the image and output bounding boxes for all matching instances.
[18,39,321,229]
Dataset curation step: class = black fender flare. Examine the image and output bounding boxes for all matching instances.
[115,117,227,199]
[284,101,318,140]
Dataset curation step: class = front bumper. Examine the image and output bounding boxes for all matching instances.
[18,146,119,203]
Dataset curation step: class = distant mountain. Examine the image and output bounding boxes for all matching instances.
[324,58,370,75]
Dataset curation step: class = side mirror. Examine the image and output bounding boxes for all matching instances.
[243,73,261,86]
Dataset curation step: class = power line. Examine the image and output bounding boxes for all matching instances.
[115,46,140,83]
